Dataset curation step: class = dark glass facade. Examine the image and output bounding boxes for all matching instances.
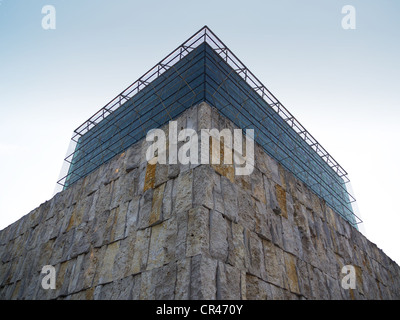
[64,40,357,227]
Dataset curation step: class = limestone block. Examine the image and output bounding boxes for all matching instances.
[237,189,256,231]
[227,222,246,270]
[129,228,151,275]
[79,247,104,290]
[254,199,272,241]
[147,221,169,270]
[251,168,266,204]
[281,217,302,258]
[93,182,113,215]
[266,155,280,185]
[124,142,142,173]
[296,258,312,299]
[113,203,128,242]
[143,162,157,192]
[197,102,212,131]
[139,269,155,300]
[97,275,136,300]
[268,212,284,249]
[245,274,273,300]
[275,184,288,218]
[246,231,266,280]
[69,222,91,259]
[163,217,179,264]
[60,228,76,262]
[90,209,112,248]
[149,183,165,226]
[154,262,177,300]
[55,259,75,298]
[125,196,140,238]
[220,176,239,223]
[263,176,280,215]
[186,206,209,257]
[162,179,174,220]
[137,188,154,230]
[68,253,85,294]
[262,239,287,288]
[154,163,169,188]
[173,169,193,214]
[36,240,55,275]
[254,144,270,176]
[216,262,241,300]
[307,265,330,300]
[283,252,300,295]
[190,255,217,300]
[175,258,191,299]
[175,210,188,260]
[209,210,229,261]
[97,241,120,285]
[112,238,130,281]
[193,165,215,210]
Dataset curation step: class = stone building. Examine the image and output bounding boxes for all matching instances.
[1,27,399,300]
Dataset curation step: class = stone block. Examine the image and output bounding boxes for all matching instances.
[216,262,241,300]
[245,274,273,300]
[186,206,209,257]
[173,170,193,214]
[97,241,120,285]
[262,239,287,288]
[190,255,217,300]
[154,263,177,300]
[175,258,191,299]
[227,222,246,270]
[283,252,300,295]
[193,165,215,210]
[147,221,169,270]
[209,210,229,261]
[246,231,266,280]
[220,176,239,223]
[251,168,266,204]
[128,228,151,275]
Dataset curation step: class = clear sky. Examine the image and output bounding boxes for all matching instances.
[0,0,399,264]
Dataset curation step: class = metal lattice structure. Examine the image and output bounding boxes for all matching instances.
[57,26,361,227]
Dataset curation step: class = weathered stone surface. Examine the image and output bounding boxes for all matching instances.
[283,252,300,294]
[190,255,217,300]
[175,258,191,299]
[275,184,288,218]
[128,228,151,275]
[137,188,154,230]
[209,210,228,261]
[246,231,266,279]
[245,274,273,300]
[173,170,193,214]
[262,239,287,288]
[147,221,168,270]
[1,103,400,301]
[227,222,246,270]
[186,206,209,257]
[220,176,239,223]
[193,165,215,210]
[153,263,177,300]
[97,241,120,285]
[216,262,241,300]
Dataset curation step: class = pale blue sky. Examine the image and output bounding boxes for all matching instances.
[1,1,399,264]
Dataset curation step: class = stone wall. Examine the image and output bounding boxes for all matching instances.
[1,102,399,300]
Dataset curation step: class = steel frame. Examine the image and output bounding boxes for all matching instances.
[57,26,362,226]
